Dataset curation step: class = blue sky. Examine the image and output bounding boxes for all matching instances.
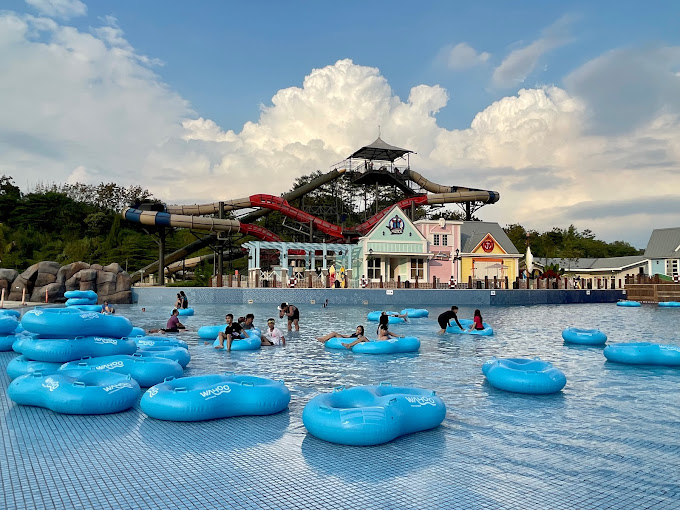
[2,0,680,247]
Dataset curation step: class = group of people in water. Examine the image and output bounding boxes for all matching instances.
[150,295,484,350]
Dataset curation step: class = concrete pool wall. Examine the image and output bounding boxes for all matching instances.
[133,287,627,307]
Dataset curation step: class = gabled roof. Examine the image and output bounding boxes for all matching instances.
[533,256,648,271]
[460,222,520,254]
[349,137,413,162]
[644,227,680,258]
[362,204,427,243]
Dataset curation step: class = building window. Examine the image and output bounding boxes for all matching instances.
[410,258,424,280]
[442,235,448,246]
[367,258,381,279]
[433,234,440,246]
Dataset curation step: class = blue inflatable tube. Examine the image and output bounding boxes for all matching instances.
[366,311,406,324]
[0,315,19,335]
[177,308,194,316]
[60,355,183,387]
[136,345,191,368]
[21,308,133,338]
[562,327,607,346]
[658,301,680,307]
[198,325,223,339]
[0,333,22,351]
[130,327,146,337]
[482,357,567,394]
[141,373,291,421]
[64,290,98,300]
[0,309,21,318]
[132,335,189,350]
[302,384,446,446]
[324,336,420,353]
[70,304,103,312]
[603,342,680,366]
[212,335,261,351]
[18,336,137,363]
[617,300,641,307]
[8,369,140,414]
[400,308,429,318]
[6,356,63,380]
[446,319,494,336]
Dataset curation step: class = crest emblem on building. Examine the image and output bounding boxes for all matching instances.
[386,215,405,235]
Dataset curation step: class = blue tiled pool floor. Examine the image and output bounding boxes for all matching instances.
[2,303,679,509]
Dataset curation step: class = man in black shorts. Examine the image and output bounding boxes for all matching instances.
[438,306,464,334]
[278,302,300,331]
[216,313,244,351]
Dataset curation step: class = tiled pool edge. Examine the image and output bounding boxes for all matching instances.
[133,287,626,306]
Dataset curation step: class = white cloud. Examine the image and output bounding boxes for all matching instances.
[492,16,572,88]
[1,11,679,248]
[25,0,86,20]
[446,43,490,70]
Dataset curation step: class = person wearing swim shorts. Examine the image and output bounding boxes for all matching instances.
[216,313,244,351]
[438,306,464,334]
[278,302,300,331]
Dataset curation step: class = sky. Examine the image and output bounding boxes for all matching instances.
[2,0,680,249]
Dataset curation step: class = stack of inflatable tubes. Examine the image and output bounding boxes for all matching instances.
[561,327,607,346]
[8,369,140,414]
[616,300,641,307]
[64,290,98,307]
[603,342,680,366]
[6,356,63,380]
[0,312,22,352]
[447,319,494,336]
[400,308,429,318]
[61,355,183,387]
[136,345,191,368]
[366,311,406,324]
[324,337,420,354]
[482,357,567,394]
[302,384,446,446]
[16,336,137,363]
[140,373,291,421]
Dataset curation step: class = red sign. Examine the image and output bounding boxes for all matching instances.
[481,239,495,253]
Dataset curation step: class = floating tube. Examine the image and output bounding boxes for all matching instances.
[302,384,446,446]
[212,335,261,351]
[130,327,146,337]
[18,336,137,363]
[0,309,21,318]
[132,335,189,350]
[0,315,19,335]
[61,355,183,387]
[177,308,194,316]
[21,308,133,338]
[198,325,224,339]
[323,336,420,354]
[8,369,140,414]
[65,298,97,306]
[141,374,290,421]
[603,342,680,366]
[136,345,191,368]
[70,304,103,312]
[658,302,680,307]
[6,356,63,380]
[562,328,607,346]
[617,301,641,307]
[400,308,429,318]
[366,311,405,324]
[446,319,494,336]
[64,290,98,300]
[482,357,567,394]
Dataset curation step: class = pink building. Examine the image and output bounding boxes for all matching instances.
[415,218,462,284]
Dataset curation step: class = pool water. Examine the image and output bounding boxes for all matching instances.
[1,302,679,509]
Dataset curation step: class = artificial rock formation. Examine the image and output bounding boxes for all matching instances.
[1,261,133,304]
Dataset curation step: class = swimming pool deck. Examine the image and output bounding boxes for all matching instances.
[2,302,679,509]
